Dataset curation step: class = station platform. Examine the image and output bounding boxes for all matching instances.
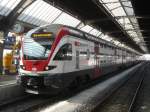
[0,75,16,86]
[0,75,16,81]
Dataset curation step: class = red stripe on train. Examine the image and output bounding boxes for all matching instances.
[47,27,69,64]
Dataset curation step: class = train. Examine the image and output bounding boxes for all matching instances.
[17,24,140,94]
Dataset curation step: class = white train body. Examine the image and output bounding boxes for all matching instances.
[17,24,139,94]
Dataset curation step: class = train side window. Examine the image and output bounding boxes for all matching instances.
[54,43,72,60]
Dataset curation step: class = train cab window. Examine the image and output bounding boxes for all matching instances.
[54,43,72,60]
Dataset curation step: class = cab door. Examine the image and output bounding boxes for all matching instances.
[62,43,73,73]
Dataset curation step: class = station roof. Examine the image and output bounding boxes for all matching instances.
[0,0,148,54]
[131,0,150,53]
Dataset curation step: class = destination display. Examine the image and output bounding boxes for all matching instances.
[31,32,52,38]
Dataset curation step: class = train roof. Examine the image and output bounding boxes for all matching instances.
[34,24,139,55]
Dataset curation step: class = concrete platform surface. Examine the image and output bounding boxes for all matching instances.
[0,75,16,82]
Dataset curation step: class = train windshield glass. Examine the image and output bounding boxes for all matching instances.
[23,34,54,60]
[23,25,62,60]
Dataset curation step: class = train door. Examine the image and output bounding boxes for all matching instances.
[94,43,101,78]
[63,42,73,73]
[76,50,79,69]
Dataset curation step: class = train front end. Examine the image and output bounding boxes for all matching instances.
[17,25,64,94]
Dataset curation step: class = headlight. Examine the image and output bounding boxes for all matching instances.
[23,66,25,70]
[45,66,56,70]
[20,65,25,70]
[45,66,49,70]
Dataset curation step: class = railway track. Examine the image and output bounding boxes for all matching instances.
[0,94,31,108]
[128,62,150,112]
[0,93,64,112]
[127,65,147,112]
[93,62,149,112]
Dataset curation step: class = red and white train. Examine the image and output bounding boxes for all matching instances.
[17,24,139,94]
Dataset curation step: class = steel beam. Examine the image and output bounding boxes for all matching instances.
[92,0,144,53]
[85,15,150,24]
[101,0,130,4]
[0,0,35,33]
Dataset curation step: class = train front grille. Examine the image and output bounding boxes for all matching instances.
[21,76,44,88]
